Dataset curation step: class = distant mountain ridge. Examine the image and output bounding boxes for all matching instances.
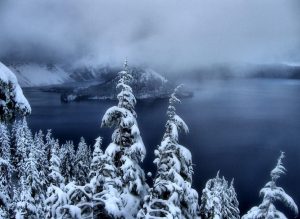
[5,62,300,88]
[59,67,193,102]
[4,62,190,101]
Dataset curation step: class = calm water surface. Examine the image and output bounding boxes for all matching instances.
[24,79,300,217]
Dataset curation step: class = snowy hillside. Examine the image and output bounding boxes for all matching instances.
[8,63,72,87]
[6,63,168,88]
[60,67,192,102]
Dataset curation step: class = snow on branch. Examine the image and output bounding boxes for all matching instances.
[0,62,31,122]
[242,152,298,219]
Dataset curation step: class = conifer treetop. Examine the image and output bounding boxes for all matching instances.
[164,84,189,143]
[242,152,298,219]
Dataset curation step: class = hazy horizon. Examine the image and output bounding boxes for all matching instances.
[0,0,299,74]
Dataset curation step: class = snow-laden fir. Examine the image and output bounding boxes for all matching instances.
[0,60,299,219]
[137,85,200,219]
[200,171,240,219]
[242,152,298,219]
[99,59,148,218]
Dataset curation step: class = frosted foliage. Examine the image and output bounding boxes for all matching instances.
[200,172,240,219]
[100,59,148,218]
[242,152,298,219]
[0,123,12,215]
[0,62,31,122]
[0,123,11,219]
[45,185,68,218]
[17,125,46,218]
[66,137,123,218]
[138,86,199,219]
[0,123,11,160]
[60,141,76,183]
[89,137,104,179]
[49,144,64,187]
[164,85,189,143]
[75,137,90,185]
[15,177,37,219]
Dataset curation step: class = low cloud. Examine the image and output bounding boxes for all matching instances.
[0,0,299,73]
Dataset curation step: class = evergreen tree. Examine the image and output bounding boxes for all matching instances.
[75,137,90,185]
[89,137,103,179]
[242,152,298,219]
[138,85,200,219]
[0,62,31,123]
[45,185,68,219]
[44,130,54,173]
[88,136,120,218]
[0,123,12,218]
[200,171,240,219]
[15,176,37,219]
[100,59,148,218]
[49,139,65,187]
[0,123,11,161]
[17,146,45,218]
[66,136,119,218]
[60,141,76,183]
[12,121,47,218]
[33,130,49,193]
[12,118,33,172]
[45,139,70,219]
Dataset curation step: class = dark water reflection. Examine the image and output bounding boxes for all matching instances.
[25,79,300,217]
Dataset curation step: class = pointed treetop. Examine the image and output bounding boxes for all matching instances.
[167,84,183,119]
[270,151,286,183]
[163,84,189,142]
[216,170,220,179]
[124,57,128,71]
[95,136,103,147]
[230,178,235,188]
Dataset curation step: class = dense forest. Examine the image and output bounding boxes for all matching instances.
[0,60,298,219]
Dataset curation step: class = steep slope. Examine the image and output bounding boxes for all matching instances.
[8,63,72,87]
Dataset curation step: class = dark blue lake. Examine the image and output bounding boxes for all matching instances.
[24,79,300,217]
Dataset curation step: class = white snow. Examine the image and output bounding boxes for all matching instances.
[8,63,71,87]
[0,62,31,113]
[141,68,168,83]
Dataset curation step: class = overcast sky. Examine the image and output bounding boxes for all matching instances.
[0,0,299,72]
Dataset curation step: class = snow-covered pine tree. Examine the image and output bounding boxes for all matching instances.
[88,136,121,218]
[100,59,148,218]
[45,185,68,219]
[60,141,76,183]
[200,171,240,219]
[65,136,120,218]
[11,118,33,172]
[75,137,90,185]
[0,123,11,162]
[45,139,71,219]
[15,176,38,219]
[44,129,64,189]
[20,150,45,218]
[242,152,298,219]
[89,137,103,179]
[49,139,65,187]
[46,183,82,219]
[0,62,31,123]
[44,130,55,179]
[16,127,47,219]
[0,123,13,218]
[138,85,200,219]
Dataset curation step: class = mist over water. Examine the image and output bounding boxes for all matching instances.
[0,0,300,73]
